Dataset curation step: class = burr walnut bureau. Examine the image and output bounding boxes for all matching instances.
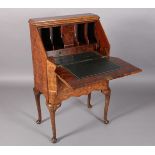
[28,13,142,143]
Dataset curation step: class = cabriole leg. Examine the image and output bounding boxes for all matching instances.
[48,104,61,143]
[50,108,57,143]
[102,86,111,124]
[33,88,42,124]
[87,93,92,108]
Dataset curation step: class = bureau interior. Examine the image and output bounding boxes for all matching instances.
[39,22,98,52]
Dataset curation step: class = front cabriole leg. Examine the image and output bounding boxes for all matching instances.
[47,103,61,143]
[102,83,111,124]
[33,88,42,124]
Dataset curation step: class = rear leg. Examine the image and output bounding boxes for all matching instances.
[87,93,92,108]
[33,88,42,124]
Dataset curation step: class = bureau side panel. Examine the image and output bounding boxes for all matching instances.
[95,20,110,56]
[29,24,48,100]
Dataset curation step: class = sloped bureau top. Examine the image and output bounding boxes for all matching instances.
[28,13,100,27]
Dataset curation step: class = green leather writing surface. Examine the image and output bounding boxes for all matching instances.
[54,52,120,79]
[54,51,101,65]
[63,57,120,79]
